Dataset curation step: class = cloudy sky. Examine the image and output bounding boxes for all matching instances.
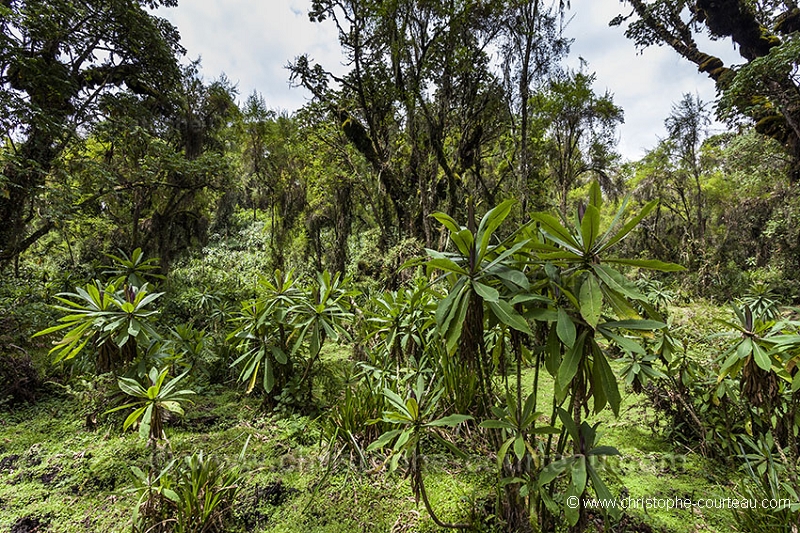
[155,0,740,161]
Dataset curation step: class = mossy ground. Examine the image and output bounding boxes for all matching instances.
[0,305,754,532]
[0,388,741,532]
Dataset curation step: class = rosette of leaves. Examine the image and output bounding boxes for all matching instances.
[538,408,621,527]
[424,200,533,414]
[365,278,437,368]
[529,182,678,418]
[228,270,299,396]
[289,271,357,403]
[33,281,163,373]
[716,303,783,409]
[526,182,680,530]
[106,367,195,442]
[480,391,557,502]
[368,374,472,529]
[102,248,165,288]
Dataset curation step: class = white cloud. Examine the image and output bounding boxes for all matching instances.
[155,0,344,111]
[155,0,739,160]
[564,0,739,159]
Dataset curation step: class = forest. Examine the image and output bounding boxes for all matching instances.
[1,0,800,532]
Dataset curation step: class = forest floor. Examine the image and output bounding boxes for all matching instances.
[0,305,746,533]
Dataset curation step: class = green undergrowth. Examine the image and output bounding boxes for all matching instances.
[0,302,751,532]
[0,380,740,533]
[0,385,493,533]
[520,361,738,532]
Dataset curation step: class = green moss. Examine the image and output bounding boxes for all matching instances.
[0,303,779,533]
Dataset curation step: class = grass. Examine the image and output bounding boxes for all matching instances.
[0,383,740,533]
[0,378,491,533]
[0,302,766,532]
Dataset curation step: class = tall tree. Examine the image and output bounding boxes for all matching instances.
[0,0,183,266]
[612,0,800,179]
[291,0,528,246]
[75,65,238,270]
[665,93,710,245]
[499,0,570,213]
[533,69,624,214]
[628,95,717,281]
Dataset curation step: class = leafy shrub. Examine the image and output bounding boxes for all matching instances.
[129,445,247,533]
[107,367,195,442]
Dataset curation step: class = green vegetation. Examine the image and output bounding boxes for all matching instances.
[3,1,800,532]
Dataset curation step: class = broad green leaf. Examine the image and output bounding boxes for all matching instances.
[118,377,146,397]
[473,281,499,303]
[430,431,470,459]
[529,213,581,254]
[139,404,154,439]
[32,322,74,337]
[494,266,531,290]
[123,406,147,431]
[477,199,515,260]
[589,180,603,209]
[488,300,532,335]
[159,401,184,415]
[579,274,603,328]
[599,283,641,319]
[383,388,410,416]
[736,338,753,360]
[426,256,467,276]
[497,437,514,469]
[393,428,411,451]
[513,435,526,461]
[580,204,601,252]
[539,459,569,486]
[405,397,419,420]
[588,466,620,520]
[571,456,587,494]
[606,258,685,272]
[752,342,772,371]
[271,346,288,365]
[557,308,576,348]
[565,480,581,526]
[545,326,561,377]
[557,331,587,391]
[445,291,470,355]
[592,264,646,301]
[367,429,402,452]
[435,279,465,332]
[480,419,514,430]
[427,414,473,427]
[134,291,163,309]
[587,445,620,456]
[263,357,275,392]
[597,199,657,252]
[600,319,666,330]
[593,347,621,416]
[431,212,461,235]
[599,330,646,355]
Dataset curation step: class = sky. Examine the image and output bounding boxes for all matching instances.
[155,0,741,161]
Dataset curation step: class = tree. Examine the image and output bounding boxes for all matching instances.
[291,0,541,246]
[664,93,710,246]
[0,0,183,267]
[499,0,571,212]
[532,68,624,214]
[239,91,275,223]
[76,64,238,270]
[612,0,800,179]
